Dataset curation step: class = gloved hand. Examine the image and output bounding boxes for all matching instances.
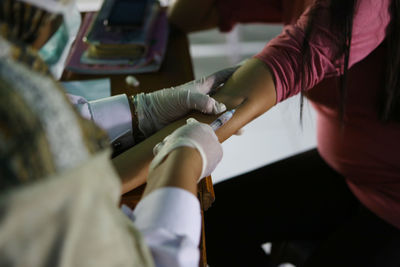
[184,65,241,95]
[150,118,223,181]
[203,59,249,94]
[134,65,242,137]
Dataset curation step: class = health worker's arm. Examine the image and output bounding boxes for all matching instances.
[125,120,222,267]
[68,91,224,194]
[68,94,134,146]
[127,148,203,267]
[68,82,225,149]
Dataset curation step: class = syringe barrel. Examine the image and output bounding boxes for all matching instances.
[210,109,235,131]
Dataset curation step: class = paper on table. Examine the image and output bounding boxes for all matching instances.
[61,78,111,101]
[76,0,104,12]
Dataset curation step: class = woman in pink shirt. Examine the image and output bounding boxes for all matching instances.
[169,0,400,266]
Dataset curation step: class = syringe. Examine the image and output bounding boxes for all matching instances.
[210,109,236,131]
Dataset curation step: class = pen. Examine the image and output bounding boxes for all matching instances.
[210,98,246,131]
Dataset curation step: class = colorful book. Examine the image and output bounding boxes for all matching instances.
[65,10,169,74]
[83,0,160,59]
[84,0,158,47]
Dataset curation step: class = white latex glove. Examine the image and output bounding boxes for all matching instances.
[134,88,225,137]
[185,65,241,95]
[134,64,244,137]
[150,118,223,181]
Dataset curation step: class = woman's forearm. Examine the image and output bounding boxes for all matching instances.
[211,58,277,141]
[113,58,276,194]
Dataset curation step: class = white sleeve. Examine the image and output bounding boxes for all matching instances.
[88,94,133,143]
[67,94,91,119]
[128,187,202,267]
[67,94,133,143]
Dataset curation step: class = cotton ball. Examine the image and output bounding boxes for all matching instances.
[125,75,140,87]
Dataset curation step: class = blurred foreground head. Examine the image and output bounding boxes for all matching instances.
[0,0,81,78]
[0,0,77,47]
[0,0,106,191]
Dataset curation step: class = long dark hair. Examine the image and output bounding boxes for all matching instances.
[301,0,400,122]
[383,0,400,121]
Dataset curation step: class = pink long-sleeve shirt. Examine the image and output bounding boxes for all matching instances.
[218,0,400,229]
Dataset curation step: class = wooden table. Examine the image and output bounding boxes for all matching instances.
[62,24,214,267]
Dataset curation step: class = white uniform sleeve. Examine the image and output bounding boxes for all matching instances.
[67,94,133,143]
[127,187,202,267]
[67,94,91,119]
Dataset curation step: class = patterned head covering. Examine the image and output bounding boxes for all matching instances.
[0,0,109,191]
[0,0,66,45]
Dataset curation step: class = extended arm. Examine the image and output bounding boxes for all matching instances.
[128,120,222,267]
[67,75,230,194]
